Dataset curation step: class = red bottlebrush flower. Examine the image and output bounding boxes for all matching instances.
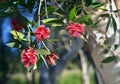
[21,47,37,68]
[34,25,50,41]
[45,53,59,66]
[11,17,23,31]
[66,22,84,37]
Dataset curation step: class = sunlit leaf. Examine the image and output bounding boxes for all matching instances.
[37,49,50,56]
[10,30,27,41]
[33,63,37,70]
[42,18,63,26]
[81,35,87,42]
[101,56,116,63]
[6,42,22,48]
[75,15,94,26]
[69,7,76,20]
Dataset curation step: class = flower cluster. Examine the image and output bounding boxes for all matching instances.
[11,17,23,31]
[20,25,58,68]
[45,53,59,66]
[21,47,37,68]
[34,25,50,41]
[10,19,85,70]
[66,22,84,37]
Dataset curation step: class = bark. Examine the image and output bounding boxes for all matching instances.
[86,1,120,84]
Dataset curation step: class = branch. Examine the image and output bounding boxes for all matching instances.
[38,0,44,25]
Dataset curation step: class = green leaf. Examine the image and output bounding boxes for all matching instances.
[68,7,76,20]
[40,55,48,68]
[0,12,12,20]
[90,3,105,8]
[75,15,94,26]
[18,0,27,8]
[81,35,87,42]
[37,49,50,56]
[106,16,111,32]
[18,14,31,31]
[10,30,27,41]
[42,18,63,26]
[27,0,35,13]
[0,1,10,9]
[6,42,22,48]
[19,14,31,25]
[33,63,37,70]
[100,14,110,18]
[41,6,56,15]
[27,32,31,45]
[46,39,59,46]
[112,9,120,13]
[112,16,117,33]
[114,44,119,50]
[101,56,116,63]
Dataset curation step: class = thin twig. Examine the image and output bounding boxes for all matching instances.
[53,0,65,12]
[45,0,48,18]
[38,0,44,26]
[42,41,50,52]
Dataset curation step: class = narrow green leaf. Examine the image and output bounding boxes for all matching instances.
[42,18,61,23]
[6,42,22,48]
[90,3,105,8]
[112,16,117,33]
[114,44,119,50]
[81,35,87,42]
[37,49,50,56]
[10,30,27,41]
[6,42,16,48]
[33,63,37,70]
[100,14,110,18]
[27,0,35,13]
[0,1,10,9]
[41,6,56,15]
[75,15,94,26]
[106,16,111,32]
[40,55,48,68]
[42,18,63,26]
[0,12,12,20]
[19,14,31,25]
[69,7,76,20]
[101,56,116,63]
[28,32,31,45]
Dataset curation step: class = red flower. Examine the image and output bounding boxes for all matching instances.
[66,22,84,37]
[11,17,23,31]
[45,53,59,66]
[21,47,37,68]
[34,25,50,41]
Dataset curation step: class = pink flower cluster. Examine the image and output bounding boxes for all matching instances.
[45,53,59,66]
[34,26,50,41]
[66,22,84,37]
[11,17,23,31]
[21,47,37,68]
